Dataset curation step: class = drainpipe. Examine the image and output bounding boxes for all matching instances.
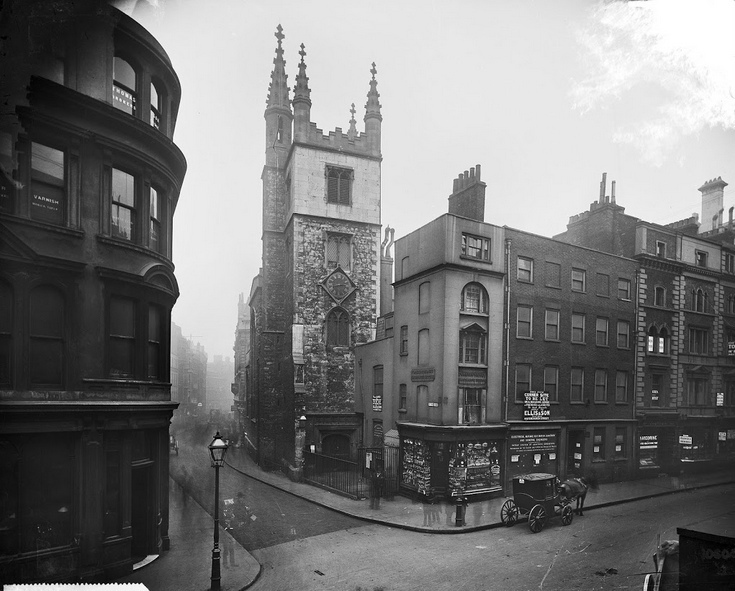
[504,238,512,423]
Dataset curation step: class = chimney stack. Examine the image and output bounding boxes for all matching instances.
[699,177,728,232]
[448,164,486,222]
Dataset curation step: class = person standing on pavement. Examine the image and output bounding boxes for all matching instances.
[220,509,236,568]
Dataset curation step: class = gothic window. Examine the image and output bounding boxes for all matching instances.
[461,283,488,314]
[29,285,65,387]
[326,166,352,205]
[693,288,706,312]
[113,56,137,115]
[326,308,350,346]
[326,233,351,270]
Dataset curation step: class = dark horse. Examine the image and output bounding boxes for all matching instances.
[558,475,599,516]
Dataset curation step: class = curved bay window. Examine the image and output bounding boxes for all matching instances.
[112,168,136,241]
[326,307,349,346]
[459,326,487,365]
[461,283,488,314]
[29,285,64,387]
[147,304,162,379]
[113,56,137,115]
[150,81,162,129]
[109,297,135,378]
[149,186,161,252]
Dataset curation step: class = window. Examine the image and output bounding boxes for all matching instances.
[150,82,161,129]
[147,305,162,379]
[461,233,490,261]
[516,305,532,338]
[462,388,483,424]
[326,308,350,346]
[112,168,135,241]
[0,131,14,213]
[418,329,430,365]
[688,327,708,355]
[326,165,352,205]
[570,367,584,403]
[29,285,64,387]
[656,241,666,258]
[515,364,531,402]
[31,142,65,224]
[726,381,735,407]
[110,297,135,378]
[654,286,665,307]
[461,283,488,313]
[400,325,408,355]
[517,257,533,282]
[616,371,628,403]
[614,428,626,459]
[419,282,430,314]
[727,253,735,274]
[593,428,605,461]
[545,261,561,288]
[149,186,161,252]
[399,384,407,410]
[571,268,586,292]
[459,328,487,364]
[693,288,706,312]
[543,366,558,402]
[648,326,669,354]
[0,282,12,386]
[596,317,608,346]
[596,273,609,297]
[687,376,708,406]
[545,309,560,340]
[571,313,585,343]
[594,369,607,402]
[372,366,383,412]
[618,278,631,300]
[113,56,136,115]
[617,320,630,349]
[728,296,735,315]
[326,233,351,270]
[695,250,708,267]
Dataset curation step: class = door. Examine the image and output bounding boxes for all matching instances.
[567,430,585,477]
[131,465,152,560]
[322,434,350,461]
[430,442,449,492]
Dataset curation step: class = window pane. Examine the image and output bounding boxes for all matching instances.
[31,143,65,224]
[113,57,136,115]
[572,313,584,343]
[30,286,63,337]
[31,143,64,183]
[112,169,135,207]
[110,298,135,337]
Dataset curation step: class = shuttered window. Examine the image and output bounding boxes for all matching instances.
[326,166,352,205]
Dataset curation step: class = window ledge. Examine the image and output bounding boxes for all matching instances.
[399,352,408,357]
[97,234,172,263]
[1,212,85,238]
[544,338,560,343]
[398,408,407,414]
[459,254,491,264]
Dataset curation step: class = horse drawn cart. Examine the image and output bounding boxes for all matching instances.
[500,473,574,533]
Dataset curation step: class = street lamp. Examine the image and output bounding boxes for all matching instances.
[208,431,229,591]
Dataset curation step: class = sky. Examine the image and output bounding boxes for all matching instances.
[116,0,735,360]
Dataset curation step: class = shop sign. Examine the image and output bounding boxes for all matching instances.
[411,367,435,382]
[679,434,692,445]
[509,433,556,453]
[729,341,735,356]
[639,434,658,450]
[651,389,659,404]
[719,432,727,442]
[716,392,724,407]
[522,391,550,421]
[458,367,487,388]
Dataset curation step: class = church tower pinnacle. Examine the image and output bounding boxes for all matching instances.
[265,24,293,167]
[293,43,312,142]
[364,63,382,157]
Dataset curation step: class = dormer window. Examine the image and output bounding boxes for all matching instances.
[113,56,137,116]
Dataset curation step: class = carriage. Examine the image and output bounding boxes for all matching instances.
[499,473,574,533]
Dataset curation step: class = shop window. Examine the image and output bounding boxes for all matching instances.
[461,233,490,261]
[109,297,136,378]
[398,383,407,411]
[516,305,532,338]
[614,428,626,459]
[571,268,586,292]
[418,282,430,314]
[688,327,708,355]
[149,186,161,252]
[617,278,631,300]
[687,376,708,406]
[326,308,350,347]
[571,313,585,343]
[112,167,136,241]
[0,281,12,386]
[544,309,559,341]
[461,283,488,313]
[592,428,605,461]
[459,327,486,365]
[326,233,351,270]
[417,329,430,365]
[596,317,608,346]
[400,325,408,355]
[681,431,710,461]
[461,388,483,424]
[325,165,352,205]
[29,285,64,387]
[570,367,584,403]
[30,142,65,224]
[543,366,558,402]
[617,320,630,349]
[517,256,533,282]
[545,261,561,288]
[616,371,628,403]
[654,286,665,307]
[372,365,383,412]
[150,81,162,129]
[515,364,531,403]
[147,305,162,379]
[594,369,607,402]
[596,273,609,297]
[113,56,137,115]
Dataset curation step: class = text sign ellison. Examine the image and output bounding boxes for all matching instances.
[729,341,735,356]
[523,391,550,421]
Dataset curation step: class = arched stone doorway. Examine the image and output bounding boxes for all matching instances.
[322,433,350,461]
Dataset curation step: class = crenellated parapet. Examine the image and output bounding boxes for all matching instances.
[296,121,380,157]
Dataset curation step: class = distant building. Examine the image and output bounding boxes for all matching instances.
[171,327,207,418]
[232,293,251,447]
[0,2,186,583]
[207,355,234,413]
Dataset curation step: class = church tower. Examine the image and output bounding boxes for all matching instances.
[250,26,383,470]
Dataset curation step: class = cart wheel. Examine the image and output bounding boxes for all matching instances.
[561,504,573,526]
[500,500,518,526]
[528,504,547,533]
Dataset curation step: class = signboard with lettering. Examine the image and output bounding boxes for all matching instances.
[31,189,63,224]
[509,433,557,453]
[717,392,724,407]
[458,367,487,388]
[729,341,735,356]
[411,367,435,382]
[523,391,550,421]
[639,434,658,450]
[679,435,692,445]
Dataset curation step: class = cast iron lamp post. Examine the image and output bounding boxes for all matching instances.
[209,432,229,590]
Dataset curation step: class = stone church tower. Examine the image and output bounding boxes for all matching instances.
[250,25,382,470]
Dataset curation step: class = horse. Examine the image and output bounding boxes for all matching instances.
[558,475,599,516]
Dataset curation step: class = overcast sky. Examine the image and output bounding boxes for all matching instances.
[117,0,735,360]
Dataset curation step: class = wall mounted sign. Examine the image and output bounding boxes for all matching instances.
[411,367,435,382]
[523,391,550,421]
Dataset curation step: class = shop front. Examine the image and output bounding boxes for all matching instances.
[679,418,718,474]
[636,414,678,476]
[507,429,559,479]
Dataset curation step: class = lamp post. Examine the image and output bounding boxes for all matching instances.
[208,431,229,591]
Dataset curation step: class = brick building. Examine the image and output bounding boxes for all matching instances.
[246,27,382,470]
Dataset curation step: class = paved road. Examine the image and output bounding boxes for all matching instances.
[246,483,735,591]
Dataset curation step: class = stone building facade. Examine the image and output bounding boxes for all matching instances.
[247,27,382,469]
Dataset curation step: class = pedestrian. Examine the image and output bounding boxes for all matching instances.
[220,509,236,568]
[234,491,252,528]
[370,469,382,509]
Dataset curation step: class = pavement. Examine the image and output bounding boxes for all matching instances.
[118,447,735,591]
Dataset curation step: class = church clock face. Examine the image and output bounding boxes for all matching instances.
[323,269,354,303]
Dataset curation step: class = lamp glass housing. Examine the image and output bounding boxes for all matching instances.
[208,431,228,467]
